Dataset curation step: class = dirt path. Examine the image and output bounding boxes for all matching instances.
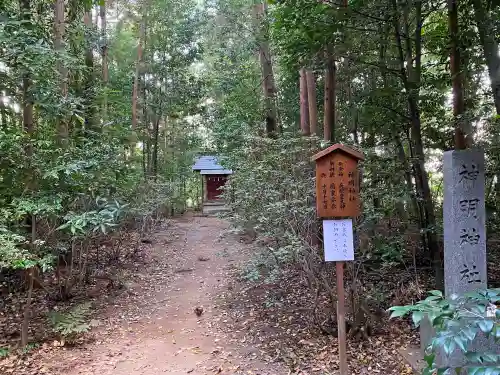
[47,215,285,375]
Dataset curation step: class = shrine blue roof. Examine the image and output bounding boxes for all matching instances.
[192,155,232,174]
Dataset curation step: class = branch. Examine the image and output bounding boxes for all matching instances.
[343,55,401,77]
[378,103,411,120]
[321,0,390,23]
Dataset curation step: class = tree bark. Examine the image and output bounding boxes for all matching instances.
[20,0,34,158]
[471,0,500,213]
[21,267,34,347]
[54,0,68,146]
[94,3,99,26]
[449,0,470,149]
[471,0,500,114]
[323,56,336,142]
[142,11,149,175]
[395,133,417,220]
[18,3,36,344]
[152,117,159,180]
[101,0,108,122]
[132,2,146,135]
[378,16,412,220]
[299,68,310,135]
[145,132,151,176]
[0,101,7,131]
[346,61,356,143]
[306,70,318,135]
[393,0,443,289]
[255,1,277,136]
[54,0,67,96]
[83,6,96,133]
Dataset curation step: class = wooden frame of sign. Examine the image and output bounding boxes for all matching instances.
[311,144,363,219]
[311,144,364,375]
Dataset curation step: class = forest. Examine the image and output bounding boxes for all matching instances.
[1,0,500,374]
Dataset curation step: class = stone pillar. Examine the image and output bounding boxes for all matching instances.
[443,149,487,296]
[421,149,498,368]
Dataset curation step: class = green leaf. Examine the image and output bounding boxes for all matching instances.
[443,338,456,356]
[424,352,435,367]
[412,311,425,327]
[388,306,411,319]
[472,304,487,315]
[483,353,500,364]
[429,290,443,297]
[463,326,478,341]
[453,335,468,352]
[492,324,500,339]
[423,295,442,304]
[466,351,483,363]
[437,368,451,375]
[478,320,494,334]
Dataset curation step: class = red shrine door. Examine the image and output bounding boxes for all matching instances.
[206,175,227,200]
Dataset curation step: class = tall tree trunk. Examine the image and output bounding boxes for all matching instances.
[393,0,443,289]
[299,68,310,135]
[306,69,318,135]
[94,4,99,25]
[141,11,149,175]
[255,1,277,136]
[54,0,66,95]
[152,77,162,181]
[471,0,500,222]
[395,133,416,220]
[21,268,34,347]
[152,117,159,180]
[471,0,500,114]
[132,2,146,143]
[101,0,108,122]
[145,132,151,176]
[323,55,336,142]
[1,100,8,131]
[163,117,168,166]
[343,56,357,144]
[379,13,413,220]
[54,0,68,147]
[142,136,147,176]
[19,0,35,347]
[83,5,96,133]
[20,0,34,158]
[449,0,470,149]
[142,90,149,175]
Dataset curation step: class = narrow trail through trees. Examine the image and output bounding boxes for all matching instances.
[46,215,285,375]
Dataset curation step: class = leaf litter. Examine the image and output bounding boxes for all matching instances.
[1,215,421,374]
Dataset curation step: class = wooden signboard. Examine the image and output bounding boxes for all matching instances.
[311,144,364,375]
[311,144,364,218]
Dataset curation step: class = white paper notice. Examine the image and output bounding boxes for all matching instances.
[323,219,354,262]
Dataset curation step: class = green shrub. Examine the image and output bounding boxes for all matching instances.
[390,289,500,375]
[48,302,92,342]
[0,347,9,358]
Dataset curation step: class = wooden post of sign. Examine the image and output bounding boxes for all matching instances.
[311,144,364,375]
[336,261,347,375]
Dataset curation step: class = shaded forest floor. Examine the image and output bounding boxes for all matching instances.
[2,214,419,374]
